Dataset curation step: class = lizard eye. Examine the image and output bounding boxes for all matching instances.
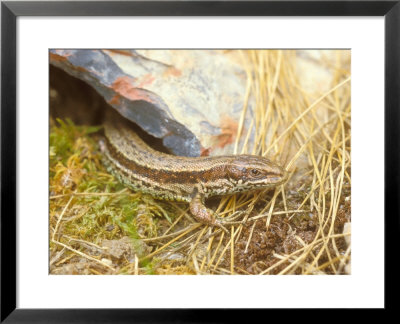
[250,169,261,177]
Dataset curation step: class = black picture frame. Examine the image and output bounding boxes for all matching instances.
[1,0,399,321]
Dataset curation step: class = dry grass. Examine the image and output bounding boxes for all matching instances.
[49,49,351,275]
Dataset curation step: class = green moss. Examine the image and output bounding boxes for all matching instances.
[141,258,160,274]
[50,118,101,166]
[49,118,176,272]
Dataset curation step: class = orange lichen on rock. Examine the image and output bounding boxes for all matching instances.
[214,115,239,148]
[108,94,121,106]
[163,66,182,78]
[50,52,68,62]
[112,76,152,102]
[137,74,156,88]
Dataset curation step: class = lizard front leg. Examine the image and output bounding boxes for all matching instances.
[189,188,228,233]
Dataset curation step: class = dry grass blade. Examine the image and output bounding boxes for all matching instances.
[140,224,202,261]
[210,50,351,275]
[51,239,116,272]
[52,194,74,241]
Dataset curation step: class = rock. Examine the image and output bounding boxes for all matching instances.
[50,49,253,157]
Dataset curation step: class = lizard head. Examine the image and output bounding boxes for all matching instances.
[226,155,287,192]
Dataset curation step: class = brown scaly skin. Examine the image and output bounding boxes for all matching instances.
[100,111,287,229]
